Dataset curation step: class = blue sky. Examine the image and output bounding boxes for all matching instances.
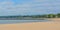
[0,0,60,16]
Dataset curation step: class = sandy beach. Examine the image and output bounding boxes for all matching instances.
[0,21,60,30]
[47,18,60,22]
[0,18,60,30]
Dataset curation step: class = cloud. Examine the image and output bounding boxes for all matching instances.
[0,0,33,16]
[0,0,60,16]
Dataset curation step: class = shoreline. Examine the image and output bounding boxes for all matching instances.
[0,18,60,30]
[46,18,60,20]
[0,18,60,20]
[0,22,60,30]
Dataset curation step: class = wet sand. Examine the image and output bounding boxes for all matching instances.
[47,18,60,22]
[0,21,60,30]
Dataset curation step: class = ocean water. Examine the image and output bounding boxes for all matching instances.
[0,20,49,24]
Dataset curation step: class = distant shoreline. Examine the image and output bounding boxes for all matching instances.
[0,18,45,20]
[46,18,60,21]
[0,17,60,20]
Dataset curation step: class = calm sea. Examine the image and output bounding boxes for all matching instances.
[0,20,49,24]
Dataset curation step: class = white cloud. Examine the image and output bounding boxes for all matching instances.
[0,0,60,16]
[0,0,33,16]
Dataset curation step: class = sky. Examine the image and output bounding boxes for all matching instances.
[0,0,60,16]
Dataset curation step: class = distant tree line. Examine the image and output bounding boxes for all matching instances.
[0,13,60,18]
[31,13,60,18]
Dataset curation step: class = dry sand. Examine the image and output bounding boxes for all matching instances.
[0,18,60,30]
[0,21,60,30]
